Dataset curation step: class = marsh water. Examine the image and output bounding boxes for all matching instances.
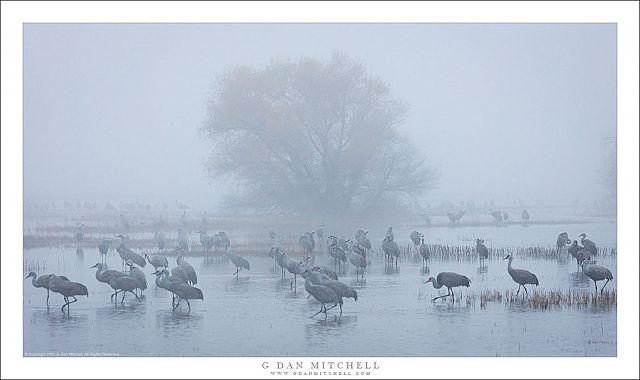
[23,220,616,357]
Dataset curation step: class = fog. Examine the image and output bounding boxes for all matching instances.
[23,23,616,212]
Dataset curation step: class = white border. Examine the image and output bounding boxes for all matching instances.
[2,1,638,379]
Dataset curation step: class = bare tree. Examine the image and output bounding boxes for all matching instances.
[201,52,437,215]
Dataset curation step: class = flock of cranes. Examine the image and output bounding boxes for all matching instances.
[26,219,613,318]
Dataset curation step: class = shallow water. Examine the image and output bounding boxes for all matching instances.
[23,221,616,357]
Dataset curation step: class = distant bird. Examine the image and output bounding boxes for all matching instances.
[175,200,190,210]
[327,236,347,270]
[126,260,147,296]
[502,212,509,221]
[109,275,142,304]
[521,209,530,221]
[48,275,89,313]
[177,228,189,253]
[356,230,371,252]
[447,210,465,224]
[349,243,367,278]
[490,211,503,222]
[385,226,394,241]
[75,223,85,247]
[90,263,124,302]
[276,250,304,289]
[504,254,539,298]
[271,246,288,279]
[216,231,231,251]
[229,252,251,278]
[179,210,187,227]
[578,233,598,257]
[25,272,69,307]
[476,238,489,266]
[381,237,400,266]
[556,232,570,253]
[425,272,471,303]
[145,253,169,272]
[582,262,613,294]
[418,236,430,267]
[98,239,111,265]
[269,229,276,243]
[115,235,146,271]
[302,271,341,318]
[299,231,316,255]
[304,269,356,315]
[176,250,198,285]
[410,231,423,251]
[198,231,212,253]
[154,230,166,251]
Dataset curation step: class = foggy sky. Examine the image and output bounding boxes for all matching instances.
[23,23,616,209]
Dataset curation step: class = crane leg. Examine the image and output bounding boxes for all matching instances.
[132,291,141,302]
[173,298,181,311]
[186,299,191,311]
[112,291,118,303]
[600,279,610,293]
[515,285,521,297]
[452,289,455,304]
[61,296,68,313]
[310,306,325,318]
[46,289,50,307]
[121,291,126,304]
[523,285,529,299]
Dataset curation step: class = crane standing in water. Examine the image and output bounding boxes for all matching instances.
[582,261,613,294]
[98,239,111,265]
[229,251,251,278]
[504,254,539,298]
[48,275,89,313]
[578,233,598,257]
[302,271,341,319]
[75,223,85,248]
[418,236,430,268]
[475,238,489,267]
[25,272,69,307]
[425,272,471,303]
[556,232,570,254]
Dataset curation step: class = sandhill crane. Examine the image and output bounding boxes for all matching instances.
[90,263,124,302]
[145,253,168,272]
[25,272,69,307]
[126,260,147,296]
[490,211,503,222]
[299,231,316,255]
[578,233,597,257]
[198,231,212,253]
[171,282,204,312]
[382,237,400,266]
[115,235,146,272]
[521,209,530,221]
[556,232,570,253]
[98,239,111,265]
[303,269,356,316]
[301,257,338,280]
[327,236,347,270]
[568,241,591,270]
[568,240,580,258]
[385,227,394,241]
[504,254,539,298]
[316,224,324,249]
[269,229,276,243]
[109,275,142,304]
[176,250,198,285]
[503,212,510,221]
[476,239,489,266]
[356,230,371,252]
[171,266,190,284]
[153,269,182,307]
[349,243,367,279]
[447,211,465,224]
[425,272,471,303]
[179,211,187,228]
[154,230,166,252]
[302,271,341,318]
[177,228,189,253]
[48,275,89,313]
[271,246,288,278]
[582,262,613,294]
[418,236,430,267]
[229,252,250,278]
[75,223,85,248]
[410,231,423,252]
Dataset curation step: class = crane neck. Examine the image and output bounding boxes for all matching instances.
[31,275,39,288]
[430,279,444,289]
[507,257,515,273]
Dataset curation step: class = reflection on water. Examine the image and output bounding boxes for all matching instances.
[24,233,616,356]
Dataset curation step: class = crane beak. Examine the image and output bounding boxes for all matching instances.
[503,256,509,260]
[25,274,30,279]
[90,264,98,268]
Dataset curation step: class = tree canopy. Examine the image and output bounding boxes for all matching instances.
[201,52,437,215]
